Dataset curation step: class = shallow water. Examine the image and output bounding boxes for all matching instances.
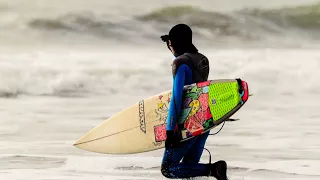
[1,47,320,179]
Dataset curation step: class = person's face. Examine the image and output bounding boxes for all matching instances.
[167,40,175,55]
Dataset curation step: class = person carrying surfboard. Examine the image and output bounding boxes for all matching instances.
[160,24,228,180]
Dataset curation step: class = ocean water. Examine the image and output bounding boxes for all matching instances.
[1,0,320,180]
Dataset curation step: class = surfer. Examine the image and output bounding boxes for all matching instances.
[160,24,228,180]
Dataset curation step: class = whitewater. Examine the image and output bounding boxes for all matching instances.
[1,0,320,179]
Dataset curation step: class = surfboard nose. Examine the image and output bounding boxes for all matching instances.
[73,132,94,149]
[73,131,109,154]
[73,137,87,147]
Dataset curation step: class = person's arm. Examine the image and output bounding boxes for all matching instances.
[165,64,192,147]
[166,64,187,130]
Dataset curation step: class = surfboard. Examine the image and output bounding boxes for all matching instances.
[74,79,249,154]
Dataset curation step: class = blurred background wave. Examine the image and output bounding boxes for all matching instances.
[1,0,320,46]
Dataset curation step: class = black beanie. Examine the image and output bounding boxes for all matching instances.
[162,24,198,56]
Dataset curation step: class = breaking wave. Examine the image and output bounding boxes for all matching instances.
[137,6,261,39]
[19,3,320,42]
[241,3,320,30]
[138,3,320,29]
[137,3,320,39]
[28,13,137,39]
[0,66,169,98]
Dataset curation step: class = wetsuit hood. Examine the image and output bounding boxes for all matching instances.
[161,24,198,57]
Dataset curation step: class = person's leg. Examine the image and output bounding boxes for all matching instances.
[161,133,211,179]
[182,131,210,164]
[161,137,195,166]
[181,131,228,180]
[161,138,194,178]
[161,161,210,179]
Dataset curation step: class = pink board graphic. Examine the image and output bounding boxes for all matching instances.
[153,82,213,141]
[182,84,212,136]
[154,124,167,142]
[185,116,204,136]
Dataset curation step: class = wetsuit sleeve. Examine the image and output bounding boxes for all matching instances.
[166,64,192,131]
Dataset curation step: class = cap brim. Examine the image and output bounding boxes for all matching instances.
[160,35,169,42]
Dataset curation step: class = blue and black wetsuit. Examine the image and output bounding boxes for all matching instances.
[166,64,192,131]
[167,53,209,131]
[161,52,211,179]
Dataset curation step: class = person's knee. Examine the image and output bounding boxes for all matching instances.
[161,163,175,179]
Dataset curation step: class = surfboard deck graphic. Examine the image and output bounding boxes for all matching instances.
[74,79,249,154]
